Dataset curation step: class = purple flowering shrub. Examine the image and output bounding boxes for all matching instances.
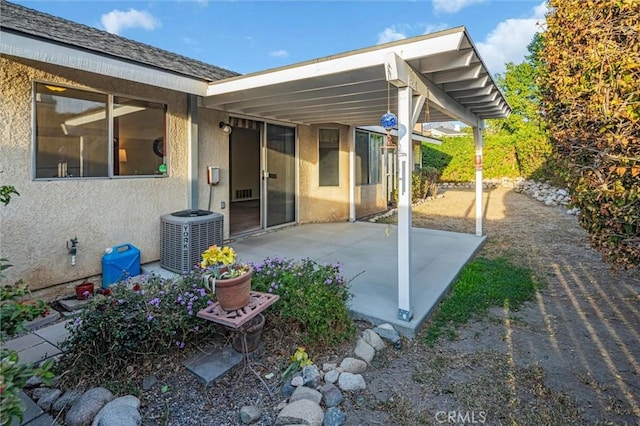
[250,257,355,346]
[59,273,215,383]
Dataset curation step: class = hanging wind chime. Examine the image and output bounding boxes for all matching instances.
[380,81,397,149]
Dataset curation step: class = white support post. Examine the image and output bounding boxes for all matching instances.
[348,126,356,222]
[473,125,484,236]
[397,87,413,321]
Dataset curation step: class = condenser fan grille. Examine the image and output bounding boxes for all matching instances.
[160,210,224,274]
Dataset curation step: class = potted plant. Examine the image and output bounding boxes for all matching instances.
[75,281,94,300]
[200,245,252,311]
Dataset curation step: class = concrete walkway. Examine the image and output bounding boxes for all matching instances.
[229,222,485,337]
[2,313,69,425]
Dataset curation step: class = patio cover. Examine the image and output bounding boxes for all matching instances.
[203,26,510,322]
[202,27,508,126]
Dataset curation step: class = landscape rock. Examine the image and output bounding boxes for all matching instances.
[25,376,45,388]
[280,382,295,397]
[514,180,572,209]
[239,405,262,424]
[323,407,346,426]
[361,329,385,351]
[65,387,113,426]
[302,364,321,388]
[291,375,304,387]
[338,373,366,391]
[53,388,84,412]
[142,375,157,391]
[339,357,367,374]
[36,388,61,411]
[289,386,322,405]
[320,383,344,408]
[322,362,337,372]
[276,399,324,426]
[32,387,53,400]
[92,395,140,426]
[324,369,340,384]
[354,338,375,363]
[372,323,401,344]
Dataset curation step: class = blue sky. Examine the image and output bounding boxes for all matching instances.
[12,0,547,77]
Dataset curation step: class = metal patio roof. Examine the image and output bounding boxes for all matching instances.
[203,27,510,128]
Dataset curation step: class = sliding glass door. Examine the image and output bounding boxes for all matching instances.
[264,124,296,227]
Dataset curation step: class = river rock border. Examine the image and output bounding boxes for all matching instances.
[26,385,141,426]
[241,323,402,426]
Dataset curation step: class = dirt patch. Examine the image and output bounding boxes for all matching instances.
[135,187,639,425]
[365,187,640,425]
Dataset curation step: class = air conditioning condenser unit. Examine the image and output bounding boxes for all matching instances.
[160,209,224,274]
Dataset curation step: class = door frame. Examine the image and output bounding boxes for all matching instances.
[228,116,298,235]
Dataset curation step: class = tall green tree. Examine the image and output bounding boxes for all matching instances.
[540,0,640,269]
[488,32,555,180]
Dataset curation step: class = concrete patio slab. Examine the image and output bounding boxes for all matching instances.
[229,222,485,338]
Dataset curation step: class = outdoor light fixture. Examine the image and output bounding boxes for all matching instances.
[219,122,232,134]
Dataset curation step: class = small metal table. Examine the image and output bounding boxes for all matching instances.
[197,291,279,394]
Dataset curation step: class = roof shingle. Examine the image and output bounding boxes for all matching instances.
[0,0,239,83]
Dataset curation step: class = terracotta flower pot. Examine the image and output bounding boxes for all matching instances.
[232,313,265,353]
[75,282,94,300]
[215,266,252,311]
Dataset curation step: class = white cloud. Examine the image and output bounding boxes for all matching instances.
[433,0,485,14]
[377,26,407,45]
[476,2,547,76]
[423,23,449,35]
[270,50,289,58]
[101,9,160,35]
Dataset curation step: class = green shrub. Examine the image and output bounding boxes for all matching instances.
[411,167,440,202]
[540,0,640,269]
[1,187,54,426]
[250,257,355,347]
[0,262,53,426]
[59,274,216,385]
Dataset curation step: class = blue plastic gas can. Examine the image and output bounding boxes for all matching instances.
[102,243,141,288]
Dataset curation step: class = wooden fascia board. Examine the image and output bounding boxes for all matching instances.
[1,32,208,95]
[205,31,464,97]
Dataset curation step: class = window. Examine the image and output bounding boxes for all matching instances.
[318,128,339,186]
[355,130,382,185]
[34,83,166,178]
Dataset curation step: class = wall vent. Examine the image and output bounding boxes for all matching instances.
[235,189,252,199]
[160,210,223,274]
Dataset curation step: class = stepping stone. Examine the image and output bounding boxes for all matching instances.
[25,309,61,331]
[58,299,91,312]
[182,343,243,386]
[34,320,72,346]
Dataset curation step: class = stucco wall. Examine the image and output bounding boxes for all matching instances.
[197,108,231,237]
[355,184,387,218]
[0,57,190,296]
[298,124,352,223]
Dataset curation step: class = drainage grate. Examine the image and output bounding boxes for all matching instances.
[197,291,279,329]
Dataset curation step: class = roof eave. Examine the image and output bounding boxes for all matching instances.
[1,30,210,95]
